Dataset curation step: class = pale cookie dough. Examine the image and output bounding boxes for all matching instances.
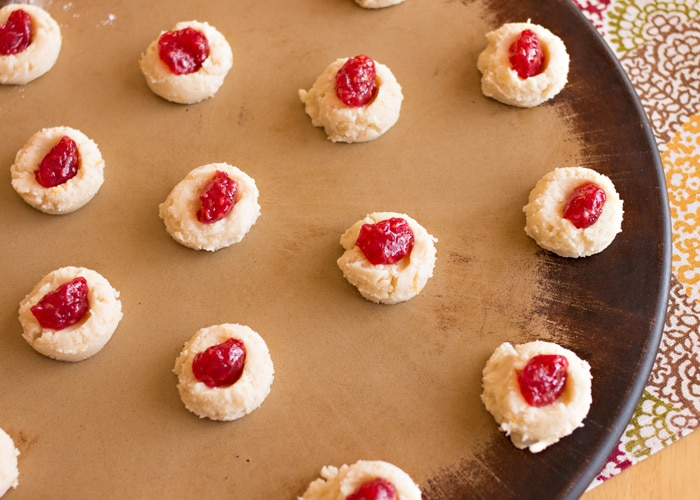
[299,57,403,143]
[10,126,105,214]
[355,0,405,8]
[159,162,261,252]
[337,212,437,304]
[481,340,592,453]
[0,4,61,85]
[18,266,123,362]
[523,166,624,258]
[173,323,275,421]
[0,428,19,497]
[139,20,233,104]
[477,21,569,108]
[300,459,421,500]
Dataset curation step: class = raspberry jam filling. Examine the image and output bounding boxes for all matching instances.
[517,354,569,407]
[158,27,210,75]
[35,135,80,188]
[356,217,415,265]
[0,9,32,55]
[197,170,238,224]
[192,338,246,388]
[335,54,378,107]
[563,182,607,229]
[508,29,545,79]
[347,478,397,500]
[30,277,90,331]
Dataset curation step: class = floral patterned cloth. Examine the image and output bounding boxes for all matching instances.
[572,0,700,489]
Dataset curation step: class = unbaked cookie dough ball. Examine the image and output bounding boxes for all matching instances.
[523,166,624,258]
[477,21,569,108]
[10,126,106,214]
[0,428,19,497]
[18,266,123,362]
[173,323,275,421]
[481,340,592,453]
[159,162,261,252]
[299,55,403,143]
[337,212,437,304]
[300,459,421,500]
[0,4,61,85]
[139,20,233,104]
[355,0,405,8]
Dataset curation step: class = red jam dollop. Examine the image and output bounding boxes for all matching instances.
[517,354,569,407]
[192,338,246,388]
[563,182,607,229]
[335,54,378,107]
[197,170,238,224]
[356,217,415,265]
[158,27,210,75]
[35,136,80,188]
[347,478,397,500]
[30,277,90,331]
[0,9,32,55]
[508,29,545,79]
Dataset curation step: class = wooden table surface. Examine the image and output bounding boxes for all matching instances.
[582,429,700,499]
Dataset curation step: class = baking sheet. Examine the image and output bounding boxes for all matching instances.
[0,0,670,498]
